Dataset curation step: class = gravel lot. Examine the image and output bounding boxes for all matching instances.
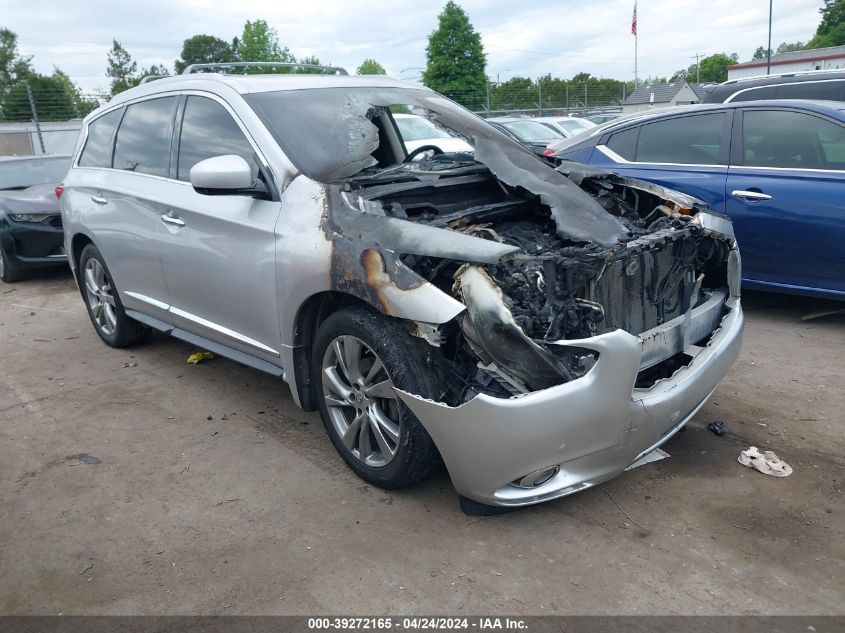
[1,271,843,615]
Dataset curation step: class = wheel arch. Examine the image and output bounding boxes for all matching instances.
[290,290,376,411]
[69,232,95,279]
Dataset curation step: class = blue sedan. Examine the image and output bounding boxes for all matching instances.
[549,100,845,299]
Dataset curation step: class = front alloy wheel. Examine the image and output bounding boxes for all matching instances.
[311,306,441,489]
[322,335,402,467]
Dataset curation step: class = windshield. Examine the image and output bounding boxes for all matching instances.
[0,157,70,190]
[554,119,593,133]
[500,120,563,142]
[395,116,453,141]
[245,86,523,182]
[245,86,627,246]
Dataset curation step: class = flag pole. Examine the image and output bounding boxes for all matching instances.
[633,1,639,87]
[635,28,638,87]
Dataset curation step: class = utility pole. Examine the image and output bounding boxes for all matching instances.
[565,82,569,114]
[26,84,46,155]
[584,81,588,110]
[767,0,773,75]
[485,81,490,116]
[537,79,542,117]
[690,52,705,82]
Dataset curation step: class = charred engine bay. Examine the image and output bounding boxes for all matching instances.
[344,159,731,399]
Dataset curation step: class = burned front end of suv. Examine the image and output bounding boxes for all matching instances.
[249,86,743,507]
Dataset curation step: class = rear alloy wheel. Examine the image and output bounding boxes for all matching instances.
[311,306,441,489]
[83,257,117,336]
[78,243,150,347]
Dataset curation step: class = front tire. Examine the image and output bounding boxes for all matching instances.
[78,243,150,347]
[0,243,26,283]
[311,306,441,489]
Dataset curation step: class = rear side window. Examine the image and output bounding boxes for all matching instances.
[635,113,725,164]
[741,109,845,170]
[605,126,638,160]
[79,109,123,168]
[113,97,178,177]
[176,96,259,182]
[774,81,844,101]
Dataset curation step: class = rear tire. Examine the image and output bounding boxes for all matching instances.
[311,306,441,489]
[78,243,150,348]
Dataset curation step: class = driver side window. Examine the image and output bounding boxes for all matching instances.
[177,96,260,182]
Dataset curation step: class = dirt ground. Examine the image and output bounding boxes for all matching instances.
[1,271,843,615]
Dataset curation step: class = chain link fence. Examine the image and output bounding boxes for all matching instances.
[0,79,629,157]
[441,82,630,119]
[0,121,82,156]
[1,86,100,156]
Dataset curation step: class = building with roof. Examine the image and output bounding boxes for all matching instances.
[727,45,845,80]
[622,82,706,114]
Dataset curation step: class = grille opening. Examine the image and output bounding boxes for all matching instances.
[635,351,694,389]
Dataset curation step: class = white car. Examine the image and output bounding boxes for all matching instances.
[393,113,473,155]
[534,116,596,138]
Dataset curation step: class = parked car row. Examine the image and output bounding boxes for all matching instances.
[0,155,70,282]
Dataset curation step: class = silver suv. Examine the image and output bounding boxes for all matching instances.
[61,64,743,511]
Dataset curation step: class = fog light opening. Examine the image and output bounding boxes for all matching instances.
[516,466,560,488]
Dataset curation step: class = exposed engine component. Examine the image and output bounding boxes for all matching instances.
[339,157,733,401]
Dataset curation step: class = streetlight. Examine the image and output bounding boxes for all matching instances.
[767,0,773,75]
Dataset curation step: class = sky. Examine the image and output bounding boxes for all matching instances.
[1,0,826,94]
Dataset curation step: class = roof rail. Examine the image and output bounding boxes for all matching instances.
[720,67,845,85]
[182,61,349,76]
[139,75,170,84]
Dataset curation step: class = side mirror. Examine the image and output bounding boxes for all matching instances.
[189,155,265,197]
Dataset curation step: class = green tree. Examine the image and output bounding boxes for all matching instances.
[491,76,535,110]
[106,39,138,95]
[137,64,170,84]
[809,0,845,47]
[422,1,487,110]
[51,68,99,118]
[1,74,76,121]
[673,53,738,83]
[236,19,296,72]
[357,58,386,75]
[752,46,771,60]
[296,54,328,74]
[0,28,33,101]
[776,41,805,54]
[174,35,236,74]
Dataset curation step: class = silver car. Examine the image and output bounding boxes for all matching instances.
[61,64,743,511]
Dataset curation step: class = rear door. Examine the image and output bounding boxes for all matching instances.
[72,97,176,321]
[590,111,732,211]
[725,107,845,294]
[157,94,283,361]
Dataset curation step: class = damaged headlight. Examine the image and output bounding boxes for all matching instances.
[9,213,56,223]
[455,264,599,396]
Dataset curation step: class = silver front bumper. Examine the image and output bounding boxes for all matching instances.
[397,298,744,507]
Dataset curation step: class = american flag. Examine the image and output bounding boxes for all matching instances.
[631,1,638,36]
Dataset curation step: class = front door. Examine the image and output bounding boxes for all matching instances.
[157,95,283,360]
[726,108,845,294]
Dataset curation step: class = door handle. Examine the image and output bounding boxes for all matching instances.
[160,212,185,228]
[731,189,772,201]
[91,195,108,205]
